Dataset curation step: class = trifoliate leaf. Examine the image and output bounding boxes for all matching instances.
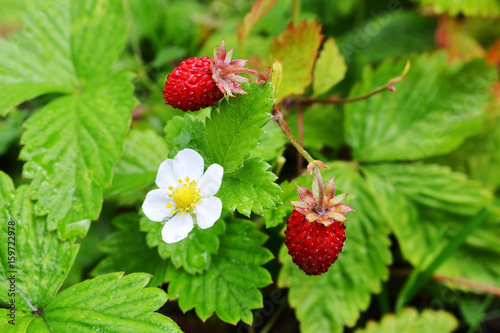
[251,119,287,162]
[164,115,210,161]
[365,163,500,291]
[140,216,226,275]
[205,83,274,173]
[20,73,137,238]
[217,157,281,216]
[0,181,79,313]
[278,162,392,333]
[0,0,129,115]
[415,0,500,18]
[166,219,273,325]
[105,128,168,204]
[271,19,323,101]
[15,273,181,333]
[344,53,497,162]
[91,214,168,287]
[355,308,458,333]
[313,38,347,96]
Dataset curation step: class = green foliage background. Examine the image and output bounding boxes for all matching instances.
[0,0,499,332]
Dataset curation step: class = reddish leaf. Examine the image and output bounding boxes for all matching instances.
[271,19,323,101]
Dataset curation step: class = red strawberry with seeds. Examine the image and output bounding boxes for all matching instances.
[285,176,354,275]
[163,40,270,111]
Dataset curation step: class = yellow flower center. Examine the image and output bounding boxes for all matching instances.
[167,177,201,215]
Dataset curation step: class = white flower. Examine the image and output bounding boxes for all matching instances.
[142,148,223,243]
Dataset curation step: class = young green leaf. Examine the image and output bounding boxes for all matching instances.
[313,38,347,96]
[217,157,281,216]
[8,273,181,333]
[205,83,274,173]
[140,216,226,275]
[271,19,323,101]
[355,308,457,333]
[166,219,273,325]
[0,181,79,313]
[278,162,393,333]
[20,73,137,238]
[344,53,497,162]
[415,0,500,18]
[91,214,168,287]
[105,128,169,203]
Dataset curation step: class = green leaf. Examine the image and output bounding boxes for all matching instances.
[278,162,393,333]
[365,163,500,291]
[270,19,323,101]
[140,216,225,275]
[91,214,168,287]
[0,183,79,312]
[365,163,492,215]
[344,53,497,162]
[70,0,128,79]
[313,38,347,96]
[251,119,287,162]
[415,0,500,18]
[166,219,273,325]
[20,73,137,237]
[0,170,15,209]
[0,1,75,115]
[0,0,129,115]
[0,309,34,332]
[105,128,168,203]
[0,109,24,155]
[287,103,344,150]
[164,115,210,161]
[433,94,500,191]
[217,157,281,216]
[263,180,298,228]
[23,273,181,332]
[355,308,457,333]
[205,83,274,173]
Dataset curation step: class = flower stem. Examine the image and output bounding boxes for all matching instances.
[274,105,326,213]
[292,0,301,25]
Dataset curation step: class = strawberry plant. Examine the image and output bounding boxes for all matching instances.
[1,0,499,332]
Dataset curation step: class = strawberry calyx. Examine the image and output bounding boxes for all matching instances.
[290,176,355,226]
[211,40,270,97]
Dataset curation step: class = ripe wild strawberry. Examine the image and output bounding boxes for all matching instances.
[163,40,270,111]
[163,56,224,111]
[285,177,354,275]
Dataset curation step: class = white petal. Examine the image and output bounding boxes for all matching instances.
[197,163,223,197]
[161,213,194,243]
[142,189,175,222]
[156,158,176,189]
[193,197,222,229]
[173,148,204,182]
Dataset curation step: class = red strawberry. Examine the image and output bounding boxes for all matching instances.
[285,209,346,275]
[163,40,270,112]
[285,176,354,276]
[163,56,224,111]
